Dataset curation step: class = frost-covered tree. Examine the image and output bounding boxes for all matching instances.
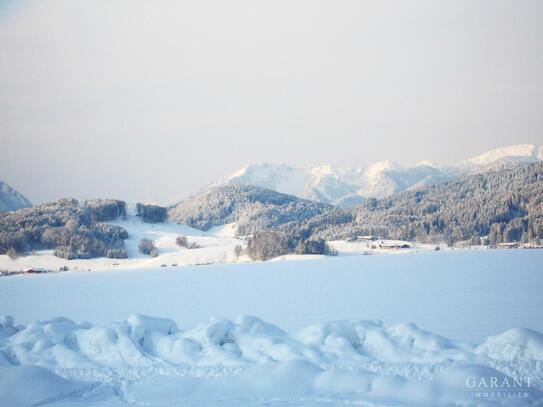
[246,231,289,261]
[138,238,156,255]
[84,199,126,221]
[175,235,188,247]
[0,198,128,259]
[106,249,128,259]
[136,203,167,223]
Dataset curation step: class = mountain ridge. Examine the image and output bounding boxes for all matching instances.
[215,144,542,206]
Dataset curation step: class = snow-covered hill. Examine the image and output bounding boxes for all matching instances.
[0,181,31,212]
[168,184,329,232]
[0,211,248,272]
[217,144,543,205]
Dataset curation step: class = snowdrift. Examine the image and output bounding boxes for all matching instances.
[1,314,542,406]
[0,365,113,407]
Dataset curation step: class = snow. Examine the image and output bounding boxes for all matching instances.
[221,160,435,203]
[207,222,239,238]
[216,144,543,205]
[416,160,437,167]
[1,250,541,342]
[224,162,310,198]
[476,328,543,361]
[0,216,453,274]
[1,250,542,406]
[328,239,443,255]
[0,214,247,272]
[1,312,542,406]
[308,164,337,178]
[364,160,401,177]
[463,144,543,167]
[0,365,113,407]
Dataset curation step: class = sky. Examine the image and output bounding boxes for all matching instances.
[1,0,542,204]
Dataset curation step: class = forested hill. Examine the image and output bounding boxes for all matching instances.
[279,162,543,246]
[168,185,331,234]
[0,199,129,259]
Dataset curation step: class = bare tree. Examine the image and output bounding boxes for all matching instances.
[176,235,200,249]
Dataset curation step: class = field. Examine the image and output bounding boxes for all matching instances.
[1,249,542,406]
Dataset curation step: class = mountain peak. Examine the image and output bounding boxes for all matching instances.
[227,162,293,179]
[309,164,339,178]
[416,160,437,168]
[365,160,402,175]
[0,181,32,212]
[464,144,542,167]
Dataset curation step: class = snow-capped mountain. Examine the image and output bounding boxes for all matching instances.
[219,161,448,206]
[0,180,31,212]
[460,143,543,168]
[217,144,542,206]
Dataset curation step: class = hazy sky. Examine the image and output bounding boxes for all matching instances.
[1,0,542,204]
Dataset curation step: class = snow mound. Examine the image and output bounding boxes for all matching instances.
[294,320,474,364]
[1,314,542,406]
[476,328,543,361]
[2,314,542,371]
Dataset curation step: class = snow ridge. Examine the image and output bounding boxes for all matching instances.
[1,314,542,406]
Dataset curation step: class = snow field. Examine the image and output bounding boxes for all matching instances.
[1,249,542,406]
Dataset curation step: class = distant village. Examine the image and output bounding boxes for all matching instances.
[349,235,543,251]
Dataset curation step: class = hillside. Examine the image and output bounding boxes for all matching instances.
[280,162,543,246]
[0,210,247,273]
[168,185,330,235]
[169,162,543,252]
[0,181,31,212]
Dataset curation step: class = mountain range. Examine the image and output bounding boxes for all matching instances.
[216,144,543,206]
[1,144,542,214]
[170,161,543,253]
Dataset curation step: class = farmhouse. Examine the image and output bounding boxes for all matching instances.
[498,242,519,249]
